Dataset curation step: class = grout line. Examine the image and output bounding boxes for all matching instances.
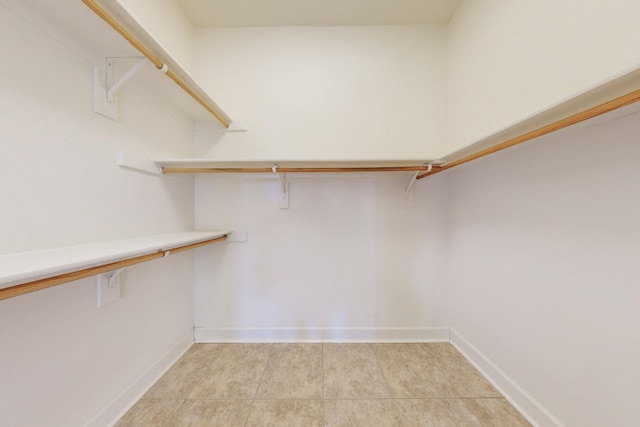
[252,343,275,400]
[321,396,498,401]
[369,342,394,396]
[421,343,464,399]
[321,342,325,427]
[119,343,525,425]
[167,399,188,426]
[143,396,507,401]
[242,343,275,427]
[461,397,488,426]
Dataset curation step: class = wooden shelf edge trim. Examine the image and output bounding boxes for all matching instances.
[416,88,640,180]
[162,165,440,174]
[0,235,228,302]
[166,235,228,254]
[81,0,231,127]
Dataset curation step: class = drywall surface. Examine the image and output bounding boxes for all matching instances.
[446,0,640,154]
[116,0,195,71]
[0,4,195,426]
[194,173,450,341]
[192,25,447,160]
[446,107,640,426]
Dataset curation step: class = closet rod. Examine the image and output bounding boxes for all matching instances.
[162,165,440,174]
[81,0,232,128]
[0,235,227,302]
[416,88,640,180]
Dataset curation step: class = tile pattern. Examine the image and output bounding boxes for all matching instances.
[323,344,392,398]
[374,344,457,398]
[115,343,532,427]
[256,344,323,398]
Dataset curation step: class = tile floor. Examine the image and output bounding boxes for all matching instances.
[115,343,532,426]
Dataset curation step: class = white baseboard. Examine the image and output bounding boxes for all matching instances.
[450,329,566,427]
[195,327,450,343]
[85,329,194,427]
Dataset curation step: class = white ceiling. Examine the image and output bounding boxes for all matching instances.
[176,0,463,27]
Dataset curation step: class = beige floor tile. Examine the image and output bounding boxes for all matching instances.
[395,399,482,427]
[373,344,457,398]
[118,344,533,427]
[465,398,532,427]
[324,399,403,427]
[440,365,501,398]
[115,398,183,427]
[421,343,465,363]
[144,358,203,399]
[256,343,323,398]
[422,344,501,398]
[323,344,392,398]
[189,344,272,399]
[245,399,323,427]
[171,399,252,427]
[179,344,224,368]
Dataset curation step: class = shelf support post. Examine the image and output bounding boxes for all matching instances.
[272,164,289,209]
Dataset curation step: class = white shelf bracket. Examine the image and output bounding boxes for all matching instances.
[405,164,431,195]
[106,57,147,103]
[404,164,431,209]
[273,164,289,209]
[107,268,126,280]
[93,57,146,121]
[118,151,163,175]
[97,268,125,308]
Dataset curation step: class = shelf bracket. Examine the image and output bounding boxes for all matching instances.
[97,268,125,308]
[93,57,146,121]
[273,164,289,209]
[405,164,431,195]
[106,57,147,103]
[118,151,163,175]
[404,164,431,208]
[107,268,126,280]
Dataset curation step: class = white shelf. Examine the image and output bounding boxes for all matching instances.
[5,0,233,124]
[0,231,230,290]
[155,159,438,169]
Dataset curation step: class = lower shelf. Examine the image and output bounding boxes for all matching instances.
[0,231,230,301]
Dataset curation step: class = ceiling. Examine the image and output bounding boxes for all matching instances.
[176,0,463,27]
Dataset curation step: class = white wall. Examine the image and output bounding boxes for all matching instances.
[446,106,640,427]
[194,173,450,341]
[0,4,196,426]
[5,1,639,425]
[186,15,447,345]
[446,0,640,153]
[192,25,447,160]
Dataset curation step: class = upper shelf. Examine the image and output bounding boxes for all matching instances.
[81,0,232,126]
[0,231,230,291]
[155,159,441,174]
[78,0,640,176]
